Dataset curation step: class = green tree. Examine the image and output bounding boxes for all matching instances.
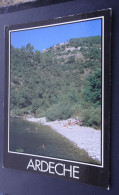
[82,68,101,106]
[25,43,34,54]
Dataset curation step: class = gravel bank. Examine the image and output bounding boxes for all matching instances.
[25,117,101,162]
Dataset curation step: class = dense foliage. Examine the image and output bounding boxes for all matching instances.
[10,36,101,129]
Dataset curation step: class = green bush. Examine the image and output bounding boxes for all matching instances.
[81,106,101,129]
[67,56,75,63]
[82,68,101,106]
[36,108,46,118]
[45,102,74,121]
[10,107,32,116]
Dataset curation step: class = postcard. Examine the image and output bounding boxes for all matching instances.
[4,8,111,188]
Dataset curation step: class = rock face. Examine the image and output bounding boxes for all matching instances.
[0,0,36,7]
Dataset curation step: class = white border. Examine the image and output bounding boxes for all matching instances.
[8,16,104,168]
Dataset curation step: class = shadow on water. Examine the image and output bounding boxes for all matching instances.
[9,117,99,165]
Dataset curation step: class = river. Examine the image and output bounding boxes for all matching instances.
[9,117,98,164]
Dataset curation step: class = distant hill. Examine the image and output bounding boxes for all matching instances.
[10,36,101,129]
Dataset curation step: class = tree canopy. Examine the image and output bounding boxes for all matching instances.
[10,36,102,128]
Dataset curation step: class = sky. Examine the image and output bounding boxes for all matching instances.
[11,18,101,51]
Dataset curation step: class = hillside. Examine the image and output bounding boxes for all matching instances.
[10,36,101,129]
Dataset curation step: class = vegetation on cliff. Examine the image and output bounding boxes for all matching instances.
[10,36,101,129]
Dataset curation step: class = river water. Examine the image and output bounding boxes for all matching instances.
[9,117,98,164]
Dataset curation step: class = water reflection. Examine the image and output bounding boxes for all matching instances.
[9,117,98,164]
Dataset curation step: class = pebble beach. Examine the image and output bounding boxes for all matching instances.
[25,117,101,162]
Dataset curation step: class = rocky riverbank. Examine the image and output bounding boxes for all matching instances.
[25,117,101,163]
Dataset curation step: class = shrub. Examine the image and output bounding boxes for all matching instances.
[67,56,75,63]
[45,102,74,121]
[81,106,101,129]
[82,68,101,106]
[36,108,46,118]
